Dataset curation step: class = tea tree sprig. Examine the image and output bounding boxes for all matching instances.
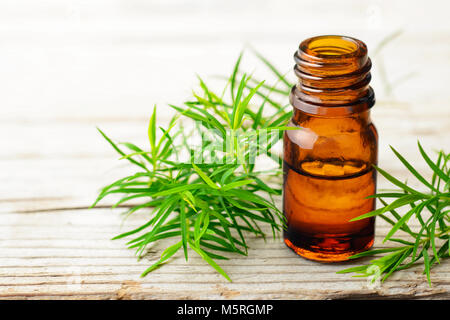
[92,53,294,281]
[338,142,449,286]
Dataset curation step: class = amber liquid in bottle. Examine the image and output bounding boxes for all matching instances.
[283,36,378,262]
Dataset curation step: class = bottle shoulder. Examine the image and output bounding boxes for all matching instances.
[284,116,378,166]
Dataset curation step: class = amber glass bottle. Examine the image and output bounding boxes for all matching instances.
[283,35,378,262]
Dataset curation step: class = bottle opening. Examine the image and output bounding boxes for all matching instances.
[291,35,374,115]
[301,35,365,59]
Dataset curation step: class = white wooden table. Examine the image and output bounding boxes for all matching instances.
[1,0,449,299]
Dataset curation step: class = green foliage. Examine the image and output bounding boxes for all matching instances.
[92,52,293,281]
[339,143,449,286]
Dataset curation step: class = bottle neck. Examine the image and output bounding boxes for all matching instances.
[290,35,375,117]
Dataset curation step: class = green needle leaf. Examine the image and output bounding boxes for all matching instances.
[230,51,244,104]
[252,49,292,88]
[148,105,157,151]
[192,163,219,189]
[221,179,255,191]
[374,165,424,195]
[141,241,182,277]
[390,145,438,192]
[96,127,149,172]
[188,240,231,282]
[179,199,189,261]
[423,249,432,286]
[350,194,425,221]
[152,183,206,197]
[418,141,449,183]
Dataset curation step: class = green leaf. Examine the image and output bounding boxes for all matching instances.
[382,248,412,282]
[233,81,265,129]
[148,105,157,151]
[96,127,149,172]
[378,198,415,236]
[252,79,287,129]
[230,51,244,104]
[382,201,427,243]
[152,183,206,197]
[252,49,292,88]
[336,265,368,274]
[188,240,231,282]
[141,241,182,277]
[265,111,292,128]
[374,165,425,195]
[221,179,254,191]
[231,74,249,128]
[194,209,210,247]
[350,194,425,221]
[184,99,227,136]
[179,199,189,261]
[390,145,438,192]
[192,163,219,189]
[423,248,432,286]
[112,219,154,240]
[418,141,449,184]
[136,199,179,257]
[120,142,152,164]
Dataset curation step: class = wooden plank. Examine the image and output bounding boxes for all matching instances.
[1,209,449,299]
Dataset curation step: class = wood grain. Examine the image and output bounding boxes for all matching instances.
[0,0,449,299]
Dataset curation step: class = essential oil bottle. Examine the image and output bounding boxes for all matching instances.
[283,35,378,262]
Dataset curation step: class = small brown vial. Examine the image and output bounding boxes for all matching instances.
[283,35,378,262]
